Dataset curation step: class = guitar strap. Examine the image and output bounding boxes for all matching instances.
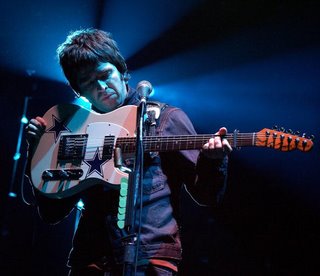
[144,101,168,160]
[145,101,168,137]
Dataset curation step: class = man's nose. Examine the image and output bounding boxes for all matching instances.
[97,80,108,90]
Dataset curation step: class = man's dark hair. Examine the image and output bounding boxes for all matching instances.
[57,28,129,93]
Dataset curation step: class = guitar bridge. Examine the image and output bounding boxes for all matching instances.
[42,169,83,181]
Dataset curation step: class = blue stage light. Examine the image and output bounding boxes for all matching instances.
[8,192,17,198]
[77,199,85,210]
[13,153,21,160]
[21,116,28,124]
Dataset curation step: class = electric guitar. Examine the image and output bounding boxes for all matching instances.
[30,103,314,199]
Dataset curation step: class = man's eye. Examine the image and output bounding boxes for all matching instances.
[100,70,113,81]
[100,74,110,82]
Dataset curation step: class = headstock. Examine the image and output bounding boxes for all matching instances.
[255,127,314,152]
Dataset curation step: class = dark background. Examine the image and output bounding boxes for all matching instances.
[0,0,319,275]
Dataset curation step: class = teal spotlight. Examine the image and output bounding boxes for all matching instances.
[77,199,85,210]
[21,116,28,124]
[8,192,17,197]
[13,153,21,160]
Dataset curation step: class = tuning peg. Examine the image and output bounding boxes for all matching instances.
[309,134,315,141]
[273,125,279,130]
[302,133,306,138]
[280,127,285,132]
[288,129,293,134]
[295,131,300,135]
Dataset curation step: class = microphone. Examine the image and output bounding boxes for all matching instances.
[136,80,153,101]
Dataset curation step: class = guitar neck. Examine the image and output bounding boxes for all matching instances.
[59,128,312,163]
[117,133,255,153]
[116,129,313,153]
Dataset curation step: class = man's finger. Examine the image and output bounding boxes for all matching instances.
[35,116,47,128]
[222,139,233,152]
[218,127,227,136]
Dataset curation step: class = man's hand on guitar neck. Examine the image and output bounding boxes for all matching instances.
[202,127,232,159]
[25,116,47,157]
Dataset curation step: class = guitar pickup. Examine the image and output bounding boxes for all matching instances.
[42,169,83,181]
[58,134,88,162]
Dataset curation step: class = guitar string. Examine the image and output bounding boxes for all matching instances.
[60,133,304,143]
[59,134,307,156]
[61,135,305,145]
[61,135,306,147]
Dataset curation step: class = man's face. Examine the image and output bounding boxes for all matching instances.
[77,62,128,113]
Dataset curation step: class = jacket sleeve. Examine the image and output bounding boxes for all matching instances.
[158,106,228,207]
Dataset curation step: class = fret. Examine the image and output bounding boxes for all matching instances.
[165,136,169,151]
[237,133,255,147]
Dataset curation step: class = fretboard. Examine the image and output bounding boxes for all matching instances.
[116,133,256,153]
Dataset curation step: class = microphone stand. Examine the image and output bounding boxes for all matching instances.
[122,95,147,276]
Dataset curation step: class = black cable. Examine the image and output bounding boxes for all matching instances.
[20,156,35,207]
